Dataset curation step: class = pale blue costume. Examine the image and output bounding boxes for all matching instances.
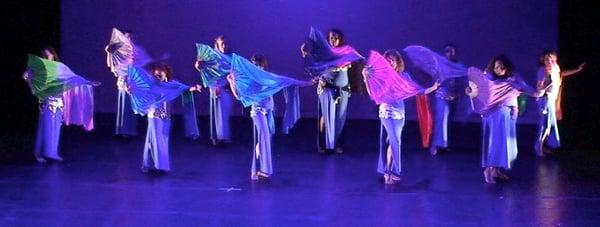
[377,101,406,176]
[251,97,275,175]
[431,79,456,149]
[128,66,198,171]
[535,66,560,149]
[303,27,363,150]
[33,96,65,161]
[195,43,233,143]
[106,29,151,136]
[230,54,307,177]
[468,68,535,169]
[26,55,95,161]
[317,69,350,150]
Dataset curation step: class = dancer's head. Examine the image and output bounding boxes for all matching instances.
[328,29,344,48]
[539,50,558,66]
[123,30,134,41]
[41,46,59,61]
[251,54,268,70]
[150,62,173,82]
[383,49,405,72]
[444,43,457,61]
[214,35,227,53]
[486,55,513,78]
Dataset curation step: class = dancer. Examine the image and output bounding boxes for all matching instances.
[534,50,585,156]
[195,35,233,146]
[227,53,313,180]
[301,27,363,153]
[466,55,545,184]
[444,44,473,123]
[127,63,201,173]
[105,28,146,137]
[362,50,439,184]
[24,47,98,163]
[395,45,467,155]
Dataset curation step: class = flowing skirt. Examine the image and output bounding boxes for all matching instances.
[536,96,560,148]
[318,88,349,149]
[142,118,171,171]
[431,95,450,148]
[481,106,518,169]
[34,106,63,160]
[377,118,405,176]
[209,87,232,141]
[251,109,273,175]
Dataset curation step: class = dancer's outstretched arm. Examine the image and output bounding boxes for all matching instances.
[561,62,586,77]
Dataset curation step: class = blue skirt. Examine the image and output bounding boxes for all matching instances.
[481,106,518,169]
[377,118,405,175]
[251,109,273,175]
[209,87,232,141]
[318,88,349,149]
[143,117,171,171]
[34,106,63,160]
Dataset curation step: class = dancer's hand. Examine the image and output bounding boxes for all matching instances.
[423,80,441,95]
[91,81,102,87]
[189,84,203,92]
[577,62,586,71]
[533,83,551,97]
[22,71,30,81]
[361,67,371,80]
[116,79,125,90]
[300,43,309,58]
[465,81,478,97]
[194,60,203,72]
[226,72,237,83]
[226,73,240,99]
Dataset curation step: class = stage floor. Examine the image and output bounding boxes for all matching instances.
[1,114,599,226]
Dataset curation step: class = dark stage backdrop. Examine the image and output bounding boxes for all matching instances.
[60,0,557,120]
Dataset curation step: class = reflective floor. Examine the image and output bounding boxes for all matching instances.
[1,114,599,226]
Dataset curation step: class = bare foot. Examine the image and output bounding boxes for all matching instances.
[534,142,545,158]
[383,174,395,184]
[430,147,438,156]
[335,147,344,154]
[484,167,496,184]
[257,171,271,179]
[493,168,509,180]
[36,157,47,164]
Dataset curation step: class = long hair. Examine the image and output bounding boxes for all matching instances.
[41,46,60,61]
[383,49,403,63]
[383,49,404,71]
[251,54,268,69]
[214,35,227,53]
[485,55,514,77]
[328,29,345,46]
[539,50,558,66]
[149,61,173,81]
